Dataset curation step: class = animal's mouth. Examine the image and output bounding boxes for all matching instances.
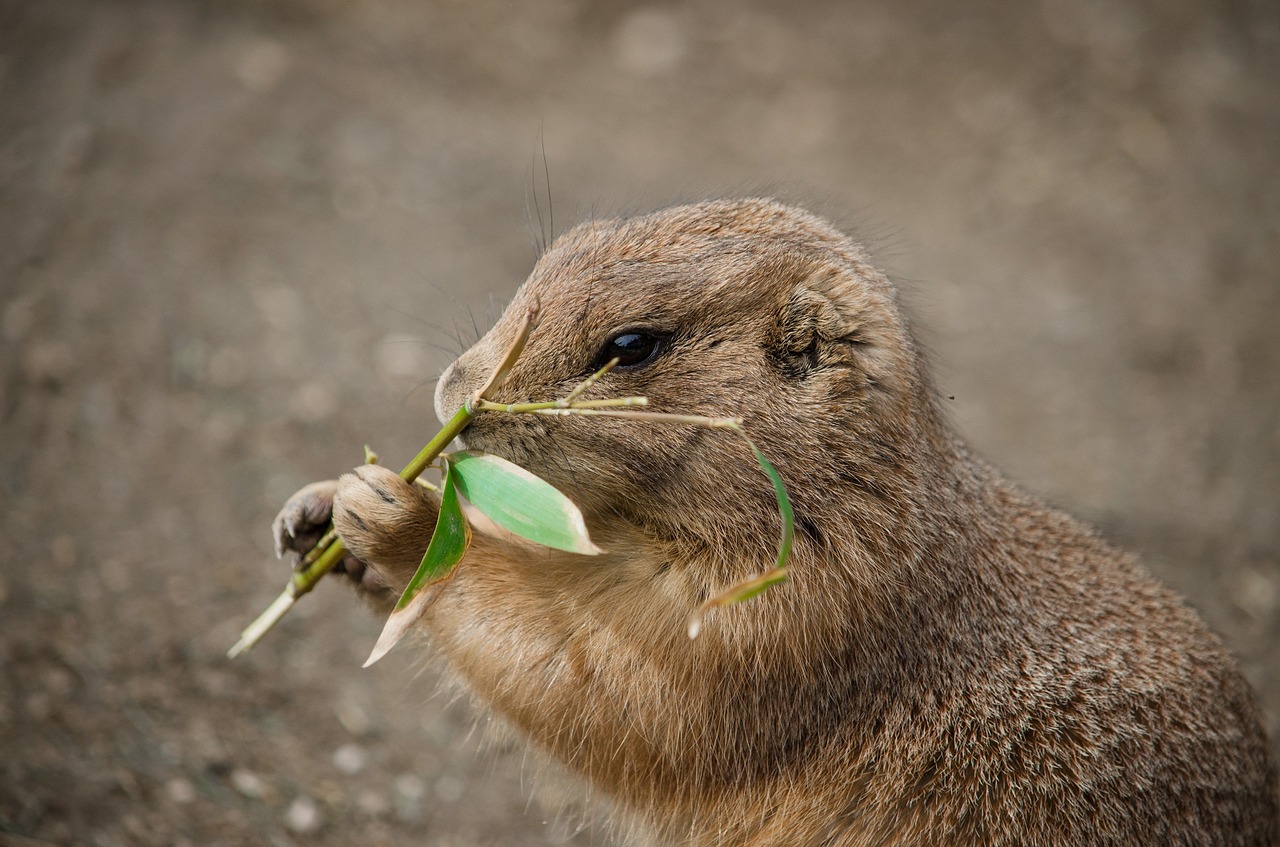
[450,418,530,468]
[454,415,599,508]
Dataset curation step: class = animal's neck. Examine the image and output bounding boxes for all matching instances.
[435,405,1010,844]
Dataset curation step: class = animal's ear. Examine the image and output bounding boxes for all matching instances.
[776,268,863,376]
[781,286,846,351]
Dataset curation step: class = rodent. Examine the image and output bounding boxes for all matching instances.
[273,198,1278,845]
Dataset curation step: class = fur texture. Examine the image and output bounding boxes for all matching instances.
[275,199,1278,846]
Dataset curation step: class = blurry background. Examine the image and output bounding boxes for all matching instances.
[2,0,1278,844]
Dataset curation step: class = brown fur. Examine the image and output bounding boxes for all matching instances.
[274,199,1278,845]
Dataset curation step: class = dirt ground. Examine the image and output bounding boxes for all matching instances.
[2,0,1277,844]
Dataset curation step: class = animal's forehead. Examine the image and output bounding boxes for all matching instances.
[520,251,760,349]
[481,200,865,377]
[519,214,813,322]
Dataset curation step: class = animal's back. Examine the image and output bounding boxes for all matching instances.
[821,467,1277,846]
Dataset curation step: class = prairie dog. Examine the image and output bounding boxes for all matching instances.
[274,199,1278,845]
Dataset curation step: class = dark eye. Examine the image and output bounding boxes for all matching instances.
[594,330,668,370]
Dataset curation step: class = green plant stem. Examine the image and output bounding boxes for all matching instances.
[291,404,474,590]
[561,357,619,403]
[472,396,648,413]
[228,406,474,659]
[229,300,792,658]
[529,409,743,427]
[230,304,541,659]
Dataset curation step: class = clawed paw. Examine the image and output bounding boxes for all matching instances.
[272,466,439,609]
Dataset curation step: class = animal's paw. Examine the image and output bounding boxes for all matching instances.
[272,467,438,609]
[330,464,439,605]
[273,480,339,557]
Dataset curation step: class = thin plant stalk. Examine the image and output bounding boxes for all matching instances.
[229,303,794,658]
[228,304,540,658]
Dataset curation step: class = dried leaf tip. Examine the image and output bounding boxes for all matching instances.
[474,301,540,404]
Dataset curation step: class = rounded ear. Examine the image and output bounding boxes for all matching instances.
[783,286,846,345]
[776,268,868,376]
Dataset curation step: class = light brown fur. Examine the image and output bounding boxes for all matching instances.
[274,199,1278,845]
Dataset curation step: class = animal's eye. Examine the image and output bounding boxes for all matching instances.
[594,330,668,370]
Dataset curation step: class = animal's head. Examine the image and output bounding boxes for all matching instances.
[436,199,942,559]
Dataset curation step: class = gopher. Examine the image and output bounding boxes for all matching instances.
[274,199,1278,845]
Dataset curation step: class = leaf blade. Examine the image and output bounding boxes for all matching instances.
[448,451,601,555]
[685,430,795,639]
[365,464,470,666]
[745,435,794,573]
[686,567,788,639]
[396,464,471,610]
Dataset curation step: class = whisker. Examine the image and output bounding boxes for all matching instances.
[380,335,462,358]
[465,303,481,344]
[540,127,554,246]
[531,142,547,256]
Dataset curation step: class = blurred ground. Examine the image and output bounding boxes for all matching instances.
[1,0,1278,844]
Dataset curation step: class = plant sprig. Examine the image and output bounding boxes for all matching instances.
[229,304,794,662]
[228,304,542,659]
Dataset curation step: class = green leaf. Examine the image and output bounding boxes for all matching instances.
[685,431,794,639]
[396,464,471,610]
[365,464,471,667]
[448,450,602,555]
[746,437,794,573]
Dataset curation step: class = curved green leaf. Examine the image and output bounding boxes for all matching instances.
[396,464,471,610]
[365,464,471,667]
[685,431,794,639]
[448,450,601,555]
[745,436,793,573]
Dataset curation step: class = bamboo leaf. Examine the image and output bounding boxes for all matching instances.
[745,436,794,573]
[396,464,471,610]
[448,451,602,555]
[686,432,794,639]
[364,464,471,667]
[364,579,442,668]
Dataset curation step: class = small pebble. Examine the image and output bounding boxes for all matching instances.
[393,773,425,822]
[26,692,52,721]
[236,37,290,92]
[1235,567,1278,620]
[613,7,686,76]
[394,773,424,800]
[50,535,77,568]
[207,346,247,388]
[231,768,265,799]
[290,382,336,423]
[251,284,302,330]
[2,296,35,342]
[332,177,378,220]
[284,796,323,834]
[101,558,131,593]
[22,340,75,386]
[42,666,75,697]
[333,742,368,775]
[334,698,371,736]
[433,774,464,803]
